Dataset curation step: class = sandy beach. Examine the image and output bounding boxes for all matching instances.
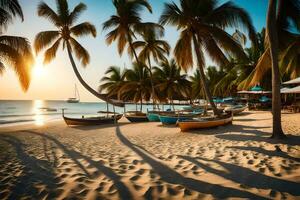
[0,111,300,200]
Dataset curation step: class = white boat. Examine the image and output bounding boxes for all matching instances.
[67,84,80,103]
[224,104,248,115]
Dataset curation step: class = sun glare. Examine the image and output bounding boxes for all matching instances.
[32,56,46,77]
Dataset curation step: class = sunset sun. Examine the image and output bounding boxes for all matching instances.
[32,56,46,77]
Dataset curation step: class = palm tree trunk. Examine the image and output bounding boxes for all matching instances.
[127,32,140,64]
[66,42,122,107]
[267,0,285,139]
[192,35,219,116]
[147,56,157,110]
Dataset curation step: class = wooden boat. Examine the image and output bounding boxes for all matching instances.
[39,107,57,112]
[178,114,233,132]
[224,105,248,115]
[62,110,122,126]
[147,110,175,122]
[125,111,149,123]
[159,113,200,125]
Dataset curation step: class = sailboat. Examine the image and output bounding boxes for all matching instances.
[67,84,80,103]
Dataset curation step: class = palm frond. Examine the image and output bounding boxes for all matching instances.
[37,2,61,27]
[159,2,183,27]
[174,29,193,71]
[0,0,23,19]
[34,31,60,53]
[249,48,271,86]
[56,0,69,23]
[44,38,61,64]
[208,26,248,61]
[68,2,86,25]
[71,22,96,38]
[0,61,4,74]
[0,43,33,91]
[102,15,120,31]
[205,1,258,47]
[69,38,90,66]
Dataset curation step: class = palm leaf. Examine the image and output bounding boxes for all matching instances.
[71,22,96,38]
[37,2,61,27]
[174,28,193,71]
[0,43,32,91]
[249,48,271,86]
[68,2,86,25]
[34,31,60,53]
[69,38,90,66]
[44,38,61,64]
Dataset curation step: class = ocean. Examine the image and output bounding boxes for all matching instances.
[0,100,182,127]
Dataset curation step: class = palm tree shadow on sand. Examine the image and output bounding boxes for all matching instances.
[21,131,133,200]
[115,125,268,199]
[179,155,300,197]
[0,134,59,199]
[190,123,300,145]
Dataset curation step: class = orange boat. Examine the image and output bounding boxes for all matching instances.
[178,115,233,132]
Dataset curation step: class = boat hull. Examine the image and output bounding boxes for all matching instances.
[147,111,176,122]
[67,99,80,103]
[159,115,194,125]
[224,105,248,115]
[147,113,160,122]
[125,116,149,123]
[64,114,122,126]
[178,116,233,132]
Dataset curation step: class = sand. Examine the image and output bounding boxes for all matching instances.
[0,111,299,200]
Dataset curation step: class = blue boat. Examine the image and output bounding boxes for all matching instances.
[147,110,176,122]
[159,114,196,125]
[147,113,160,122]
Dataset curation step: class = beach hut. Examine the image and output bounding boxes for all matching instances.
[237,86,272,110]
[283,77,300,85]
[281,86,300,112]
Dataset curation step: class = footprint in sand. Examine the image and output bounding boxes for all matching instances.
[136,169,146,175]
[130,175,141,181]
[259,167,266,173]
[247,160,254,165]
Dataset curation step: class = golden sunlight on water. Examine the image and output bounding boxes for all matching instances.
[32,100,45,126]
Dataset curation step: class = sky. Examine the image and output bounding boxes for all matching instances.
[0,0,268,102]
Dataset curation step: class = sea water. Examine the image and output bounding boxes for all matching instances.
[0,100,182,126]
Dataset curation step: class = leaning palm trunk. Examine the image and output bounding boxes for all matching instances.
[127,32,140,64]
[267,0,285,138]
[192,35,219,116]
[66,43,120,107]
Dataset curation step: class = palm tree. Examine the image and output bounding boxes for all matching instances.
[153,59,191,110]
[119,62,151,111]
[249,0,300,138]
[0,0,23,30]
[34,0,122,106]
[160,0,257,115]
[214,29,270,95]
[99,66,126,99]
[0,0,34,91]
[102,0,152,63]
[266,0,285,138]
[132,28,170,108]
